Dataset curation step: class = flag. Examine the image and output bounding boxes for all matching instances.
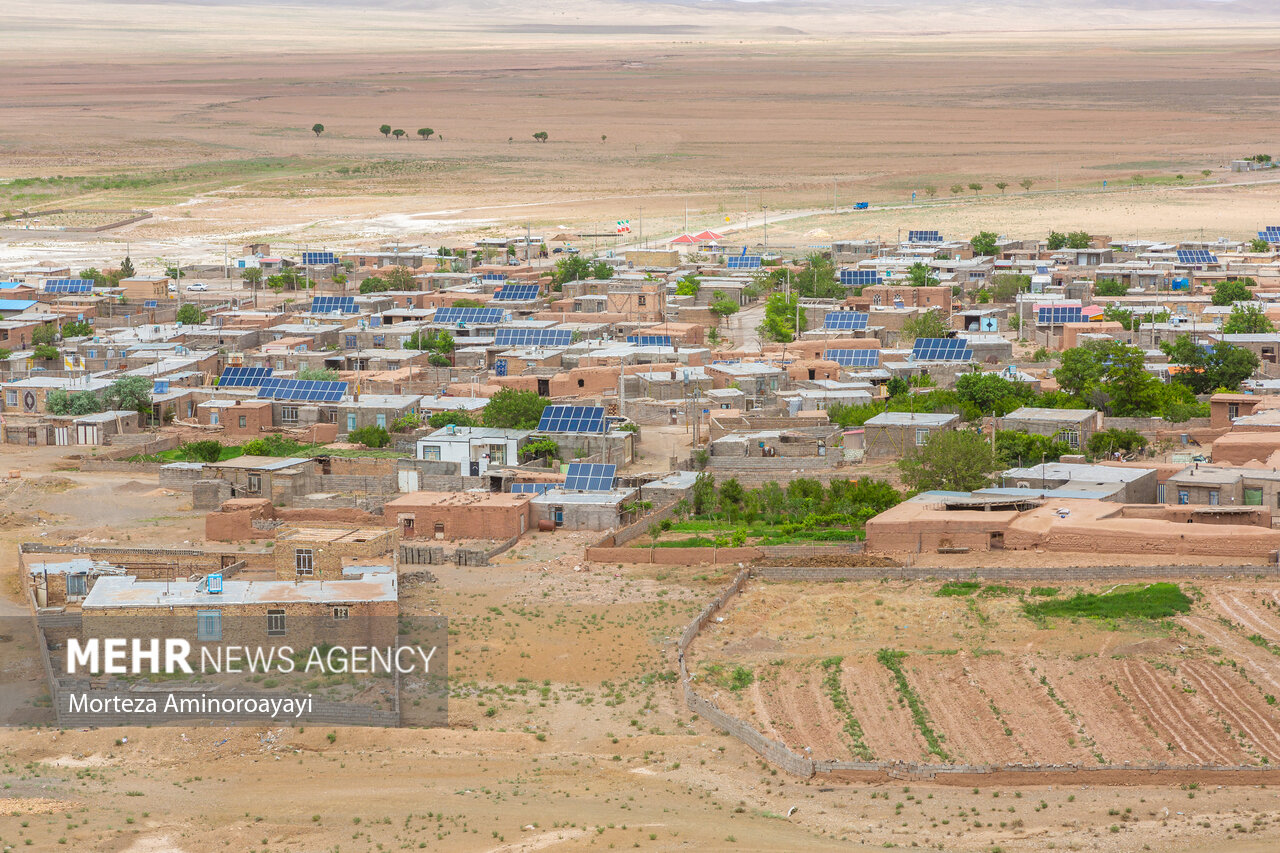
[615,220,631,234]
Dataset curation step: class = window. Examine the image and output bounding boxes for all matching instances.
[345,335,358,348]
[197,610,222,641]
[421,445,441,461]
[266,609,286,635]
[372,335,385,347]
[66,573,87,598]
[1058,428,1080,450]
[1229,403,1240,420]
[347,413,357,431]
[210,410,220,426]
[238,415,247,428]
[1177,490,1189,505]
[915,428,929,446]
[281,405,299,425]
[1156,483,1165,503]
[247,473,261,493]
[433,521,445,536]
[637,295,647,306]
[87,349,96,359]
[376,413,387,429]
[332,606,349,621]
[1209,491,1219,506]
[295,548,314,576]
[4,391,15,407]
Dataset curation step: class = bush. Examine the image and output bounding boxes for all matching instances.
[180,440,224,463]
[1086,428,1148,457]
[1024,583,1192,620]
[32,344,60,360]
[427,410,478,428]
[240,435,308,457]
[175,304,206,325]
[297,366,339,381]
[347,425,390,448]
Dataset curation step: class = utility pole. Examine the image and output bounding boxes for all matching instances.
[833,178,837,216]
[763,205,769,252]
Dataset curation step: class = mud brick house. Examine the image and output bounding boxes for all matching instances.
[272,526,399,580]
[863,412,960,458]
[383,491,532,541]
[998,407,1102,451]
[80,575,398,649]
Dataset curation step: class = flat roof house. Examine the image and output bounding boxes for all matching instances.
[863,412,959,458]
[998,407,1102,451]
[383,490,532,541]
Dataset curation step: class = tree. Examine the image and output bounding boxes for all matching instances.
[990,273,1029,302]
[885,376,910,398]
[181,440,224,463]
[709,292,739,322]
[392,129,406,139]
[379,124,392,138]
[1020,178,1034,192]
[103,376,152,414]
[60,320,92,338]
[297,366,340,381]
[427,410,479,428]
[417,128,434,140]
[384,265,415,289]
[1212,278,1253,306]
[311,123,325,137]
[590,260,613,280]
[452,298,484,309]
[359,276,390,294]
[898,430,998,493]
[176,304,206,325]
[899,310,948,344]
[905,261,939,287]
[31,324,56,346]
[1222,304,1274,335]
[994,431,1072,468]
[924,185,937,198]
[533,131,549,143]
[520,438,560,462]
[1054,339,1161,416]
[950,184,964,196]
[46,388,103,416]
[793,252,843,299]
[1066,231,1092,249]
[483,388,549,429]
[1093,278,1128,297]
[348,425,390,448]
[241,267,263,290]
[1046,231,1068,250]
[692,472,716,515]
[120,256,135,278]
[674,274,701,296]
[968,182,983,195]
[995,181,1009,194]
[955,372,1035,417]
[970,231,998,256]
[32,344,59,361]
[718,477,746,520]
[1086,428,1147,458]
[551,254,591,285]
[758,292,804,343]
[1250,237,1271,253]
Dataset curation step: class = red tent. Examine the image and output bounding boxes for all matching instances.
[693,230,724,241]
[669,234,698,244]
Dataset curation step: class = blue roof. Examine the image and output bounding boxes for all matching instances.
[0,299,37,311]
[0,282,25,290]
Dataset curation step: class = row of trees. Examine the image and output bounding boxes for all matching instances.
[688,472,900,529]
[920,179,1033,198]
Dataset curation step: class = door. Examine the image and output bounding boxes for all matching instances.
[347,414,357,431]
[553,505,564,527]
[54,426,69,446]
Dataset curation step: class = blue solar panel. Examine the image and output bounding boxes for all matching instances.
[1038,306,1084,324]
[493,284,539,301]
[626,335,673,347]
[1259,231,1280,243]
[481,272,508,283]
[494,328,574,347]
[822,311,869,331]
[218,367,273,387]
[537,404,606,434]
[1177,249,1218,264]
[839,269,881,286]
[144,300,158,308]
[908,230,943,243]
[725,255,762,269]
[43,279,94,293]
[311,296,358,314]
[824,349,881,367]
[910,338,972,361]
[511,482,559,495]
[563,462,617,492]
[257,377,347,402]
[434,307,506,324]
[301,251,339,266]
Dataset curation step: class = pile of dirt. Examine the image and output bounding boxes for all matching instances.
[754,553,901,568]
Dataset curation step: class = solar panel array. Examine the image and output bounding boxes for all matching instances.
[824,348,881,367]
[43,279,94,293]
[494,328,573,347]
[218,366,273,387]
[493,284,539,301]
[910,338,973,361]
[537,404,606,434]
[511,482,560,495]
[256,377,347,402]
[311,296,358,314]
[301,251,339,266]
[627,335,673,347]
[144,300,158,308]
[1177,249,1218,264]
[563,462,617,492]
[1037,306,1084,324]
[822,311,870,331]
[725,255,762,269]
[481,272,508,283]
[908,230,943,243]
[434,306,506,324]
[839,269,881,286]
[1259,226,1280,242]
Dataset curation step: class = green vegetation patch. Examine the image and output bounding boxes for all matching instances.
[1023,583,1192,620]
[876,649,949,761]
[819,656,874,761]
[936,581,981,597]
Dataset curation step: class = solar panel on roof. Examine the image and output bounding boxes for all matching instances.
[218,366,273,387]
[434,306,506,324]
[822,311,869,331]
[1037,306,1084,324]
[536,404,606,434]
[511,482,559,495]
[43,279,94,293]
[493,284,539,301]
[626,334,673,347]
[481,272,508,283]
[910,338,972,362]
[908,230,943,243]
[301,251,339,266]
[144,300,158,308]
[494,328,573,347]
[1176,249,1218,264]
[839,269,881,286]
[257,377,347,401]
[725,255,762,269]
[824,348,881,367]
[563,462,617,492]
[310,296,358,314]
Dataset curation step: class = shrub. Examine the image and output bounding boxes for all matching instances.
[347,425,390,448]
[180,440,224,463]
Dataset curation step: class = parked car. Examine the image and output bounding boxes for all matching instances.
[167,282,177,293]
[186,282,209,292]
